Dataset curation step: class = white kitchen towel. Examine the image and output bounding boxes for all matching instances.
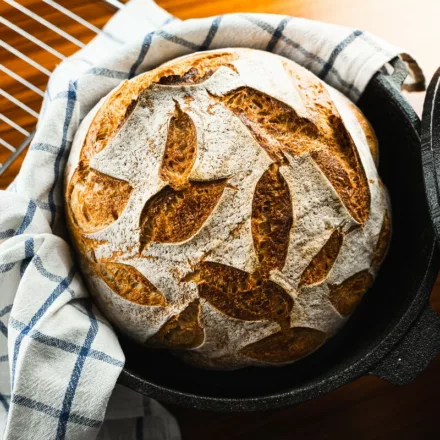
[0,0,423,439]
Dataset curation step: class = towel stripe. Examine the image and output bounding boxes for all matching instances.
[265,16,291,52]
[320,30,363,79]
[11,266,76,389]
[14,200,37,236]
[56,302,99,440]
[199,15,223,50]
[12,395,101,428]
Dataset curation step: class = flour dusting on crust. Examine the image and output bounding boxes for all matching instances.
[66,49,391,369]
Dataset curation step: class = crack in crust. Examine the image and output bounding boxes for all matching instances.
[215,87,319,163]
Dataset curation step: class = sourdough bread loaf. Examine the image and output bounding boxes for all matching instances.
[64,49,391,369]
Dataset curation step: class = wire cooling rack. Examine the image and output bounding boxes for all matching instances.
[0,0,127,177]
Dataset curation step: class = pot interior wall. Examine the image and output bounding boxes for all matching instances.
[120,74,438,402]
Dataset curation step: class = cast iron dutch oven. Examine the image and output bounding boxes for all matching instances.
[115,58,440,411]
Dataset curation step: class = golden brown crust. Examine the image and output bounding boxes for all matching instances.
[310,148,369,224]
[300,228,343,287]
[139,180,227,251]
[328,270,374,316]
[97,262,166,306]
[69,52,240,248]
[240,327,326,363]
[159,103,197,190]
[345,100,379,166]
[252,164,293,274]
[80,52,238,162]
[68,164,132,233]
[157,54,238,85]
[215,86,319,163]
[81,81,140,161]
[147,300,204,349]
[217,86,371,224]
[65,198,100,263]
[65,48,388,370]
[195,262,293,326]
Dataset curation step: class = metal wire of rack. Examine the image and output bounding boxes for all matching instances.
[0,0,127,177]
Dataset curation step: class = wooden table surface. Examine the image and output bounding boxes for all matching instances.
[1,1,440,439]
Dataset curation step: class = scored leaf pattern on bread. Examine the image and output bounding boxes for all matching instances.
[68,165,132,233]
[194,262,293,326]
[139,180,227,251]
[159,101,197,190]
[97,262,166,306]
[251,163,293,275]
[66,49,390,368]
[139,104,227,252]
[240,326,326,364]
[328,270,373,316]
[218,86,371,225]
[299,228,344,287]
[147,299,204,349]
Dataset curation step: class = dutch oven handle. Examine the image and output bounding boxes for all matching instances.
[370,308,440,385]
[369,59,440,385]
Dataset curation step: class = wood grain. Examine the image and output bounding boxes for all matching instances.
[1,1,439,438]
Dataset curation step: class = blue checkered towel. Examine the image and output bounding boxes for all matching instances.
[0,0,423,438]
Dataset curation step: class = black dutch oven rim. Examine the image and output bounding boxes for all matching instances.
[117,62,440,412]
